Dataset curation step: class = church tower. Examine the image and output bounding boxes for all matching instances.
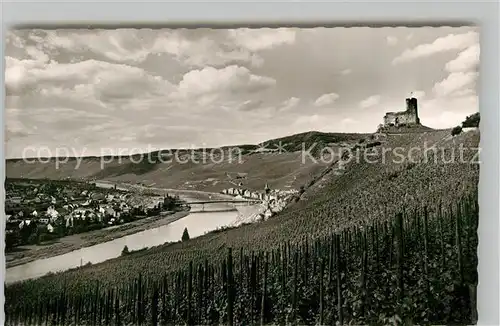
[264,183,270,195]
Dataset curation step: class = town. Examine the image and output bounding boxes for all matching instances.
[221,183,299,220]
[4,178,184,250]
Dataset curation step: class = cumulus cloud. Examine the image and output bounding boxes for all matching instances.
[292,114,321,128]
[314,93,340,106]
[419,95,478,129]
[25,46,50,63]
[340,69,352,75]
[290,113,360,134]
[411,90,426,99]
[5,26,480,158]
[432,71,478,97]
[228,28,296,52]
[237,99,265,112]
[432,43,479,97]
[5,108,36,139]
[279,97,300,111]
[174,65,276,100]
[6,30,26,48]
[23,28,296,68]
[386,36,398,46]
[359,95,381,108]
[5,57,173,104]
[445,44,479,73]
[32,29,154,63]
[151,30,264,67]
[392,31,478,64]
[341,118,356,125]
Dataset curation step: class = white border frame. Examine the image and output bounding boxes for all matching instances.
[1,1,498,325]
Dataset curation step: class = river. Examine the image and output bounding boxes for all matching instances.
[5,210,238,285]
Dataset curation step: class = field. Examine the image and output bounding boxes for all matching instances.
[4,128,480,325]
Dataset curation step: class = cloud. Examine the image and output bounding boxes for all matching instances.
[237,99,265,112]
[29,108,108,123]
[386,36,398,46]
[341,118,356,125]
[359,95,381,108]
[411,90,426,99]
[228,28,296,52]
[151,30,264,67]
[445,44,479,73]
[6,30,26,48]
[340,69,352,75]
[290,113,361,134]
[432,71,478,97]
[419,95,478,129]
[432,43,479,97]
[5,108,36,139]
[292,114,321,128]
[5,26,480,158]
[25,28,296,68]
[392,31,478,64]
[314,93,340,106]
[279,97,300,111]
[5,57,174,105]
[235,97,299,114]
[25,46,50,63]
[35,29,154,63]
[426,110,472,129]
[173,65,276,101]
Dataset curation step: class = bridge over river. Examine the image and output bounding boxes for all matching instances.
[185,199,263,212]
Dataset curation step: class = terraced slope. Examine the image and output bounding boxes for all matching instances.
[5,128,479,294]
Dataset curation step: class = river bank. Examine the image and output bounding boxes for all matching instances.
[5,210,189,268]
[95,180,236,202]
[6,210,240,284]
[6,181,241,270]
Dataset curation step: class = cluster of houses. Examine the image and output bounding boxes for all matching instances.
[221,184,299,219]
[5,181,164,239]
[222,183,276,201]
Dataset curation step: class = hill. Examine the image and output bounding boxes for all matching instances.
[4,127,480,325]
[376,123,435,134]
[6,131,368,193]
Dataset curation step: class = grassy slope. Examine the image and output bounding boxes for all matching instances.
[6,128,480,298]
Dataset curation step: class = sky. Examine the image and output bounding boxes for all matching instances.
[5,26,479,158]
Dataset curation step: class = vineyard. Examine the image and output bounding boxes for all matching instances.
[5,129,480,325]
[5,194,478,325]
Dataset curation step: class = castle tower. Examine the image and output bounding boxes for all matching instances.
[405,97,420,124]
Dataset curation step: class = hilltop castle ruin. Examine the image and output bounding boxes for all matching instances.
[382,97,420,128]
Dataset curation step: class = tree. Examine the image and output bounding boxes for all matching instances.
[462,112,480,128]
[451,125,463,136]
[121,245,129,256]
[5,232,21,250]
[181,227,190,242]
